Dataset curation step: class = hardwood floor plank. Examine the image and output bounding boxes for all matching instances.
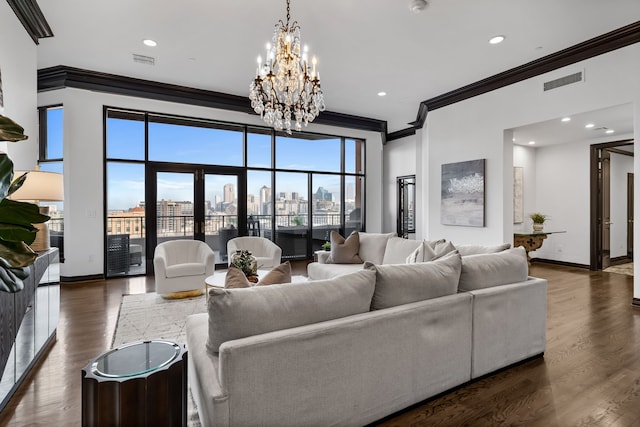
[1,262,639,426]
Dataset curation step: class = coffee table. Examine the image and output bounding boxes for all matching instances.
[81,340,187,426]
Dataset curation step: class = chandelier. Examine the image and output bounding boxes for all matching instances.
[249,0,326,134]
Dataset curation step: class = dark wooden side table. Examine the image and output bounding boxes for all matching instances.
[81,340,188,427]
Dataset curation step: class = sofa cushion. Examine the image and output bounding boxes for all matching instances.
[358,232,395,264]
[456,243,511,256]
[206,269,376,353]
[328,231,363,264]
[367,252,462,310]
[382,237,424,264]
[165,262,206,278]
[458,246,528,291]
[307,262,364,280]
[225,262,292,288]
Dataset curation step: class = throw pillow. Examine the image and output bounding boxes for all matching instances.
[224,264,251,289]
[456,243,511,256]
[328,231,363,264]
[206,269,376,353]
[381,237,424,264]
[358,232,396,264]
[458,246,528,291]
[367,251,462,310]
[257,261,292,286]
[225,262,293,288]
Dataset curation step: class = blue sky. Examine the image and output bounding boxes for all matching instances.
[105,117,357,210]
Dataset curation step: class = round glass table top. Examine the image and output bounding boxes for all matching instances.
[91,340,180,378]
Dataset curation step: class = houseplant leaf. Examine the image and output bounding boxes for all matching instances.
[0,257,28,293]
[0,240,37,267]
[0,154,13,200]
[7,171,27,198]
[0,115,28,142]
[0,223,38,244]
[0,199,50,226]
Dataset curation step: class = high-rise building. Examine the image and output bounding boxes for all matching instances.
[260,185,271,205]
[224,183,235,203]
[346,183,355,201]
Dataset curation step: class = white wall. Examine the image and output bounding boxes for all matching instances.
[383,133,419,234]
[610,152,633,258]
[421,44,640,298]
[0,2,38,168]
[37,88,384,278]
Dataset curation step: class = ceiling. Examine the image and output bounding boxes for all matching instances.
[35,0,640,135]
[511,103,635,148]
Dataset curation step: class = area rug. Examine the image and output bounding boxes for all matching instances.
[603,262,634,276]
[112,292,208,426]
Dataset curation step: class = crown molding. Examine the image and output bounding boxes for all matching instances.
[7,0,53,45]
[37,66,388,137]
[387,20,640,143]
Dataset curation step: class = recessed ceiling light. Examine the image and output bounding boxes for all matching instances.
[585,123,595,128]
[489,35,505,45]
[528,141,536,145]
[143,39,157,47]
[561,117,571,122]
[605,129,615,134]
[377,91,387,97]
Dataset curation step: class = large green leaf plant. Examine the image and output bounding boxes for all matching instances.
[0,114,50,292]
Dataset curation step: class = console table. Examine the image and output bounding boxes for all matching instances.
[0,248,60,410]
[514,231,566,265]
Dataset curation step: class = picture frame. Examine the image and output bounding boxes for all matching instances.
[441,159,485,227]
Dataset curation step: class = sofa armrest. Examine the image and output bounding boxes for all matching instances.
[317,251,331,264]
[468,277,547,378]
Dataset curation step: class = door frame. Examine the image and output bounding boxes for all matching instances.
[145,162,246,273]
[589,139,634,270]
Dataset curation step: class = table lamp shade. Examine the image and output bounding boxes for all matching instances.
[10,170,64,252]
[11,170,64,201]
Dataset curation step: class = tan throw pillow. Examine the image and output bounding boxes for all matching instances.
[328,231,363,264]
[224,264,251,289]
[225,262,293,288]
[257,261,292,286]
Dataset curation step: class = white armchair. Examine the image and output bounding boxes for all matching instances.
[227,237,282,269]
[153,240,215,296]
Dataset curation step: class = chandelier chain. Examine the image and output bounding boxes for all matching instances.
[286,0,290,27]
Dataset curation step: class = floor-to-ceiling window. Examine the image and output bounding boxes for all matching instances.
[104,107,365,276]
[38,105,64,261]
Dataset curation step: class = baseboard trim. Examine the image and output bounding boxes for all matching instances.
[530,258,590,269]
[632,298,640,309]
[61,274,105,283]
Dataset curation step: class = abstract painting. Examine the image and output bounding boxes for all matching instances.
[513,167,524,223]
[441,159,485,227]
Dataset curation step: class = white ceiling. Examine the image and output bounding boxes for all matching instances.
[35,0,640,134]
[512,103,635,148]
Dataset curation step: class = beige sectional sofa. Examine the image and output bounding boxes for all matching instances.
[186,244,547,427]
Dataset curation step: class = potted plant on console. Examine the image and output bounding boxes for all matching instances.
[529,212,548,233]
[0,114,50,293]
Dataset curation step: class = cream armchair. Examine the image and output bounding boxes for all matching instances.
[227,237,282,269]
[153,240,215,296]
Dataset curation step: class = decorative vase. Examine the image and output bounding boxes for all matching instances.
[533,223,544,232]
[230,250,258,278]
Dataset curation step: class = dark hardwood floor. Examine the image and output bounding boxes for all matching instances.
[0,262,638,426]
